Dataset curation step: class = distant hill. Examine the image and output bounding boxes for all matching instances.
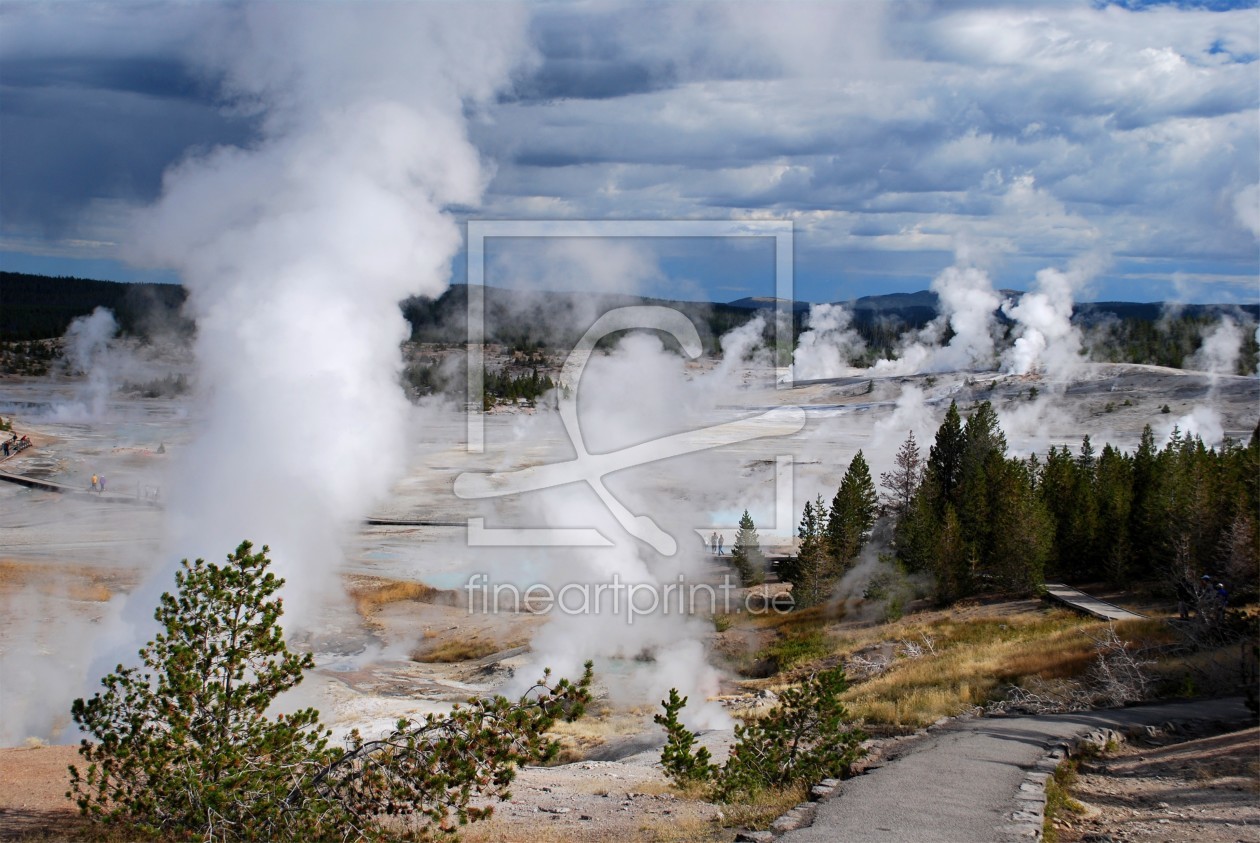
[727,296,811,313]
[2,271,1256,350]
[0,272,188,341]
[402,284,756,353]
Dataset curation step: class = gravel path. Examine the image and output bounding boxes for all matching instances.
[780,697,1252,843]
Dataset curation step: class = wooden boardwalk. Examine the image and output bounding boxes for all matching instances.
[1042,582,1147,621]
[0,468,461,526]
[0,468,162,507]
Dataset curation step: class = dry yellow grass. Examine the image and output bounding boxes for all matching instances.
[634,815,726,842]
[728,603,1185,728]
[411,636,512,664]
[0,558,118,602]
[543,704,656,763]
[346,577,442,617]
[836,613,1183,726]
[714,783,808,830]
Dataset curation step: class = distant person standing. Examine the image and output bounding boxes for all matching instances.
[99,475,106,493]
[91,474,99,492]
[717,534,725,556]
[710,532,718,555]
[1214,582,1228,623]
[1175,575,1195,620]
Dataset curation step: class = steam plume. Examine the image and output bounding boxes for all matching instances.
[52,308,119,421]
[928,264,1002,372]
[791,303,865,380]
[125,3,533,624]
[1191,316,1244,380]
[1001,262,1095,380]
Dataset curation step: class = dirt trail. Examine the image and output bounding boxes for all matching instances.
[1059,724,1260,843]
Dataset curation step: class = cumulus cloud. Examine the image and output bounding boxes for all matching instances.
[1233,183,1260,238]
[2,1,1258,300]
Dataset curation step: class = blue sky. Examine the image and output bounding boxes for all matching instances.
[1,0,1257,304]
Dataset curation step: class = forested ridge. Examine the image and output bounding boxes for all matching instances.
[5,272,1256,373]
[779,401,1260,609]
[0,272,188,340]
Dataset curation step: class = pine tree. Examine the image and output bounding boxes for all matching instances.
[960,400,1007,478]
[1066,435,1102,578]
[780,496,831,607]
[880,430,922,521]
[731,509,766,586]
[69,542,337,837]
[654,689,716,785]
[927,400,965,508]
[892,476,942,575]
[984,457,1051,591]
[1039,445,1077,580]
[931,504,970,601]
[69,542,594,841]
[1095,444,1134,581]
[827,451,878,569]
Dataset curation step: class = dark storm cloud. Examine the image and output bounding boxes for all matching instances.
[1,81,253,235]
[0,3,256,241]
[0,55,207,100]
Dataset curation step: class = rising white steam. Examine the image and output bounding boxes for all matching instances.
[857,260,1003,376]
[1161,405,1226,449]
[499,330,733,728]
[871,385,937,453]
[713,312,769,385]
[125,4,533,624]
[51,307,119,421]
[792,303,866,380]
[928,264,1002,372]
[1190,316,1244,380]
[1001,264,1092,380]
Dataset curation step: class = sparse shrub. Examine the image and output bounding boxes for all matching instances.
[657,667,866,803]
[120,373,189,398]
[862,557,918,622]
[654,689,716,786]
[1084,624,1152,707]
[755,630,830,673]
[1161,404,1171,413]
[1028,386,1039,401]
[69,540,593,841]
[715,666,865,800]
